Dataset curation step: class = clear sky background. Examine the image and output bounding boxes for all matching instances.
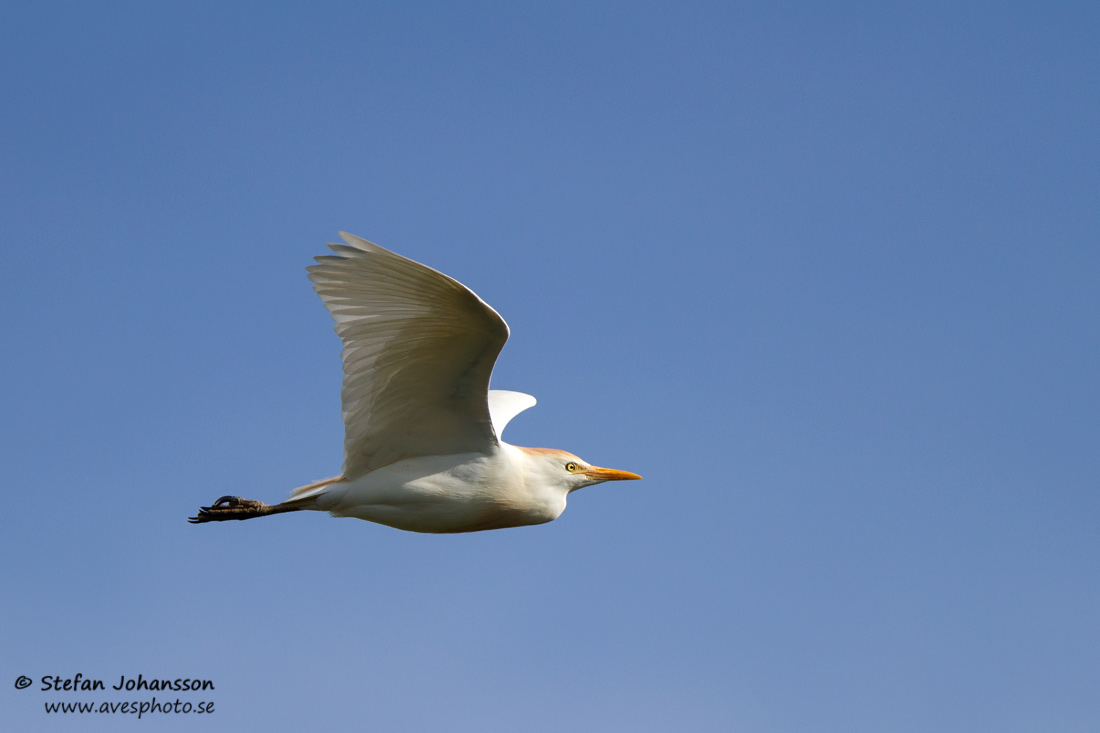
[2,2,1098,731]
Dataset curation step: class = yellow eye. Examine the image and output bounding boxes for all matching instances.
[565,462,578,473]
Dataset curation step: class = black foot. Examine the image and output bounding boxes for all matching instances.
[188,496,271,524]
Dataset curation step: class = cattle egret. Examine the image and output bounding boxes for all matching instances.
[189,233,640,533]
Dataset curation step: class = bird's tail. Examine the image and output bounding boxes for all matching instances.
[288,475,345,500]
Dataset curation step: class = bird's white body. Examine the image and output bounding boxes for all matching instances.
[306,444,567,533]
[190,233,639,532]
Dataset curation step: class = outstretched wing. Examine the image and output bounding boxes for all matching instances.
[307,233,510,479]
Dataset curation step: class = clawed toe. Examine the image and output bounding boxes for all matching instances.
[188,496,271,523]
[211,495,265,508]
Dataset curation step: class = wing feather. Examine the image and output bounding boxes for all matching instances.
[307,233,510,478]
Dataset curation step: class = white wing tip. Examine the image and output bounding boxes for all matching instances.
[487,390,538,439]
[337,232,385,253]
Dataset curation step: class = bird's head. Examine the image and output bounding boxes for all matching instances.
[518,447,641,493]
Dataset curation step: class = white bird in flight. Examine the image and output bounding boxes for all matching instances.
[190,233,640,533]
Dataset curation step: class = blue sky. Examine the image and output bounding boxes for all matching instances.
[2,2,1098,730]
